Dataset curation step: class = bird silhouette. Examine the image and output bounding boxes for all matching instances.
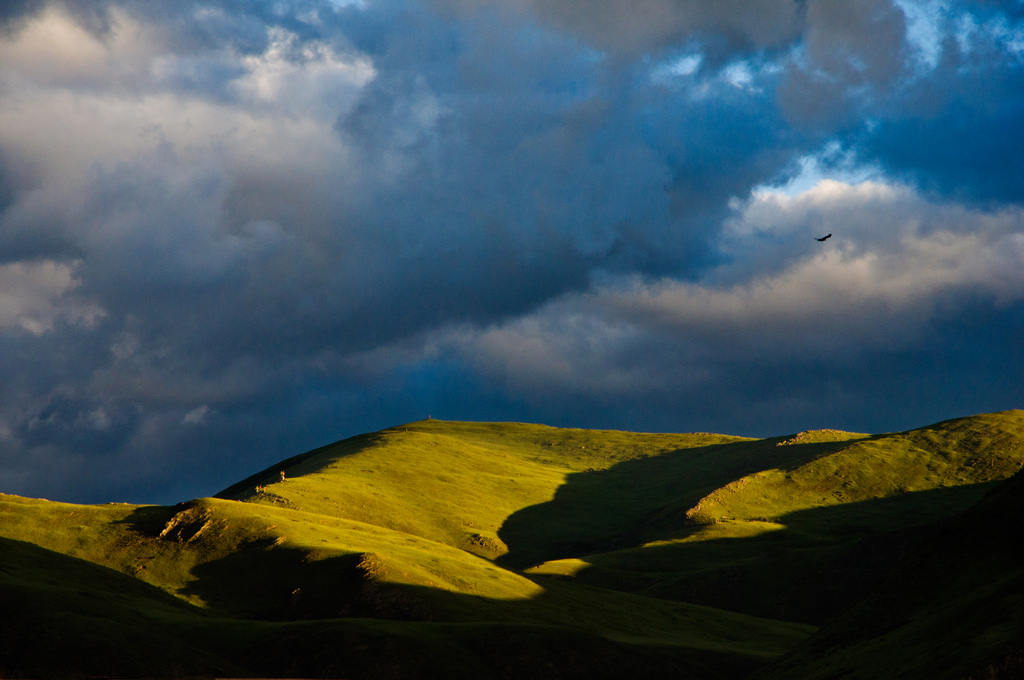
[815,233,832,241]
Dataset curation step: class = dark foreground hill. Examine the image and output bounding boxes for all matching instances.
[753,462,1024,680]
[1,410,1023,678]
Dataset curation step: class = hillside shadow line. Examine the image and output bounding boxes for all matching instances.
[495,434,877,570]
[524,481,1001,624]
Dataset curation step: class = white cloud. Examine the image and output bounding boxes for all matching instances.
[0,260,103,335]
[0,6,163,90]
[182,405,210,425]
[891,0,946,70]
[0,8,374,192]
[0,6,378,324]
[651,53,703,86]
[722,60,755,88]
[232,26,375,117]
[749,142,882,200]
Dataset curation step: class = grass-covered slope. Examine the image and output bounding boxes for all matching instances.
[752,465,1024,680]
[0,536,245,679]
[217,421,761,564]
[0,492,813,678]
[0,533,800,679]
[528,411,1024,622]
[2,410,1024,678]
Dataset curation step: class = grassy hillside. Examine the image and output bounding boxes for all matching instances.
[217,421,761,563]
[0,536,244,678]
[752,465,1024,680]
[3,410,1024,677]
[528,411,1024,622]
[1,534,796,679]
[0,492,812,678]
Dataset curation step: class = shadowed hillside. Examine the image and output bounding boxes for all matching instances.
[0,492,813,678]
[1,534,773,679]
[2,410,1023,678]
[525,411,1024,622]
[752,465,1024,680]
[0,536,245,678]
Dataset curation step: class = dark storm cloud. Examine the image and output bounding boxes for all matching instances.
[0,0,1023,503]
[431,0,805,54]
[338,2,808,275]
[963,0,1024,19]
[449,183,1024,435]
[862,21,1024,202]
[0,0,46,32]
[777,0,910,127]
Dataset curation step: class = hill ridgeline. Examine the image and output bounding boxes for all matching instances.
[2,410,1023,678]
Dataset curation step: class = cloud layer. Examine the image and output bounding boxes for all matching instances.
[0,0,1022,502]
[451,181,1024,431]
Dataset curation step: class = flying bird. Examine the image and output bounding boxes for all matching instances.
[815,233,832,242]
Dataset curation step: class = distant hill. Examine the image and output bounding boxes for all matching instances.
[2,410,1023,677]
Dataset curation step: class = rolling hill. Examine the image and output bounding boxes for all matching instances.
[2,410,1023,677]
[752,460,1024,680]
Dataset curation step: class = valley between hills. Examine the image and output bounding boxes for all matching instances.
[2,410,1024,679]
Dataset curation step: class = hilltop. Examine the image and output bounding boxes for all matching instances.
[2,410,1023,677]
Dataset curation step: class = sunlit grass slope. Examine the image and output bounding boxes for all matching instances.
[0,489,813,678]
[0,492,544,612]
[526,410,1024,622]
[752,465,1024,680]
[217,421,760,561]
[686,410,1024,527]
[3,410,1023,677]
[217,419,864,569]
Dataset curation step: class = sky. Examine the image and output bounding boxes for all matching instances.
[0,0,1022,504]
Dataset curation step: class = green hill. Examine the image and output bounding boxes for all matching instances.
[752,464,1024,680]
[527,411,1024,622]
[1,532,775,679]
[2,410,1024,677]
[0,535,245,678]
